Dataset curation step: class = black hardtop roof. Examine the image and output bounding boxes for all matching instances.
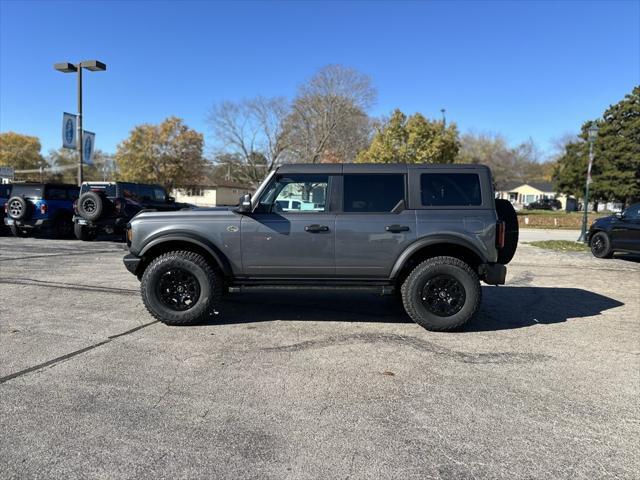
[82,181,165,189]
[276,163,492,175]
[12,182,78,189]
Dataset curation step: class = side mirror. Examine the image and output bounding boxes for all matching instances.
[167,196,175,203]
[237,193,252,213]
[615,212,623,219]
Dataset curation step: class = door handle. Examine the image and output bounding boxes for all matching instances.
[305,224,330,233]
[386,224,410,233]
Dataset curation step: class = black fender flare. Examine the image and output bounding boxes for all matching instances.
[389,234,488,279]
[139,232,232,276]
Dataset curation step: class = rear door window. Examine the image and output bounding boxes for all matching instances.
[421,173,482,206]
[121,183,139,201]
[343,174,405,212]
[45,186,67,200]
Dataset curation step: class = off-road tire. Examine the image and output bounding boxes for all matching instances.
[77,191,104,221]
[6,196,28,220]
[141,251,222,326]
[401,256,481,332]
[495,199,519,264]
[74,223,98,241]
[590,231,613,259]
[53,214,74,239]
[10,224,31,237]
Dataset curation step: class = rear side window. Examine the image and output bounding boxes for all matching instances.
[343,174,405,213]
[11,185,43,198]
[421,173,482,206]
[139,185,166,201]
[67,188,79,200]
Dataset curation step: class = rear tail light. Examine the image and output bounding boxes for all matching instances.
[72,199,78,213]
[40,203,48,215]
[3,203,6,214]
[114,198,123,213]
[496,221,506,249]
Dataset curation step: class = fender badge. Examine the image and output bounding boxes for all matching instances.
[227,226,239,233]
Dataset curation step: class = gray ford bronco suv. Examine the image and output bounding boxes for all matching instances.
[123,164,518,331]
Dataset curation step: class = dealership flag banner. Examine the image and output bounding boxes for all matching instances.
[62,112,77,149]
[83,131,95,165]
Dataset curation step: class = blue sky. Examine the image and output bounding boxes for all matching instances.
[1,0,638,158]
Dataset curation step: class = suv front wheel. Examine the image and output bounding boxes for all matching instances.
[401,256,481,331]
[141,251,222,326]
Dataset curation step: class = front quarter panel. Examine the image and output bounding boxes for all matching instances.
[129,209,243,274]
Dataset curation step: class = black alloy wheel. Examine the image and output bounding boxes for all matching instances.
[421,274,466,317]
[157,268,201,311]
[82,197,97,215]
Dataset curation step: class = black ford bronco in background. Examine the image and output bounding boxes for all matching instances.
[74,181,188,241]
[123,164,519,331]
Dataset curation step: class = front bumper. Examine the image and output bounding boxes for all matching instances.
[123,253,142,275]
[4,217,51,229]
[480,263,507,285]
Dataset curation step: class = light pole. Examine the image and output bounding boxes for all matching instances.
[578,123,599,242]
[54,60,106,186]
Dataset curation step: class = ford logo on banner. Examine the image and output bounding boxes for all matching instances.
[62,112,77,149]
[83,131,95,165]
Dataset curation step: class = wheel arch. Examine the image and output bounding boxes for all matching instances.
[139,234,232,277]
[390,236,486,285]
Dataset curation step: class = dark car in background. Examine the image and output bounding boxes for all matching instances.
[74,181,189,241]
[588,203,640,258]
[0,183,12,231]
[525,198,562,211]
[3,183,79,238]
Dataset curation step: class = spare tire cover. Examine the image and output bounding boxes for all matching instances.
[495,199,519,264]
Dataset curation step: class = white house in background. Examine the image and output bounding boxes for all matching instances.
[494,181,575,210]
[172,182,251,207]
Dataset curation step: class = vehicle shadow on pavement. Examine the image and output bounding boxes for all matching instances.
[614,253,640,263]
[214,286,624,332]
[467,286,625,332]
[218,291,411,325]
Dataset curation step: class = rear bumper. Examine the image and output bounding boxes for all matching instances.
[123,253,142,276]
[4,218,51,228]
[74,215,129,228]
[480,263,507,285]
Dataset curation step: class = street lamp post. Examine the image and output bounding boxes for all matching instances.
[54,60,106,186]
[578,123,599,242]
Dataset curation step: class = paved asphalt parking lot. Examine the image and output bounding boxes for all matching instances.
[0,230,638,479]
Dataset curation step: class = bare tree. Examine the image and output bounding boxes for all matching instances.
[207,96,289,185]
[284,64,376,163]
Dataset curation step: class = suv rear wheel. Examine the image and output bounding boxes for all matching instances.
[74,223,98,241]
[401,256,481,331]
[141,251,222,326]
[9,224,31,238]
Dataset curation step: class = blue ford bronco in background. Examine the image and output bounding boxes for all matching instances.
[4,183,79,238]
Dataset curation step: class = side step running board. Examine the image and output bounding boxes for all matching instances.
[228,285,395,295]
